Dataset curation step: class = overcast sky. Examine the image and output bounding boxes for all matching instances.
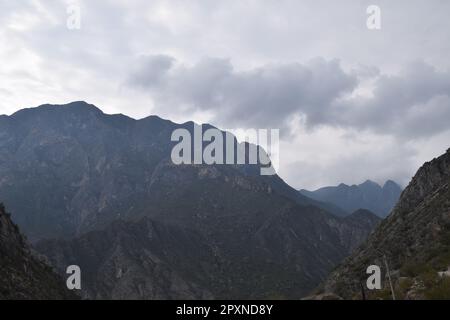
[1,0,450,189]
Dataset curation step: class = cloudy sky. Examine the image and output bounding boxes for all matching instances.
[1,0,450,190]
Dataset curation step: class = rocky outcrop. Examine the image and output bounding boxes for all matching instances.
[0,203,76,299]
[340,209,382,252]
[36,217,214,299]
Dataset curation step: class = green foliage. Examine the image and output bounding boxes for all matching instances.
[371,287,393,300]
[419,269,439,288]
[264,292,288,300]
[424,277,450,300]
[397,277,414,299]
[431,251,450,271]
[400,261,433,277]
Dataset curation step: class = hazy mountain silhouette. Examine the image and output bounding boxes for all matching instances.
[300,180,403,218]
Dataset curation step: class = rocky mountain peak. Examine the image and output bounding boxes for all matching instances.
[393,148,450,215]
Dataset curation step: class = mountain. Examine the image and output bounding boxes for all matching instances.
[36,217,215,299]
[0,203,76,299]
[340,209,382,252]
[37,203,380,299]
[300,179,403,218]
[0,102,379,299]
[321,148,450,299]
[267,175,348,217]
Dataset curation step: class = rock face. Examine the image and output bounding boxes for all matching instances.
[340,209,382,252]
[37,207,379,299]
[36,164,379,299]
[0,203,76,299]
[0,102,380,299]
[0,102,176,241]
[322,149,450,299]
[36,217,215,299]
[300,180,403,218]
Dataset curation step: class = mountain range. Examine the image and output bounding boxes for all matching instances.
[0,101,381,299]
[300,180,403,218]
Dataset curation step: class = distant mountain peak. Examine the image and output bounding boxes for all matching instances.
[300,179,403,218]
[383,179,402,189]
[10,101,104,120]
[361,179,378,185]
[359,179,381,190]
[70,100,103,111]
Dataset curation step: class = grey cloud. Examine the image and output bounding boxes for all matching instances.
[334,61,450,139]
[128,55,358,130]
[128,55,175,88]
[128,55,450,141]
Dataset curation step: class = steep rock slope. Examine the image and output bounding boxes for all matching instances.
[322,149,450,299]
[37,164,379,299]
[36,217,215,299]
[339,209,382,252]
[0,203,76,299]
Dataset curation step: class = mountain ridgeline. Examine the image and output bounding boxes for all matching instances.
[322,149,450,299]
[0,102,381,299]
[300,180,403,218]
